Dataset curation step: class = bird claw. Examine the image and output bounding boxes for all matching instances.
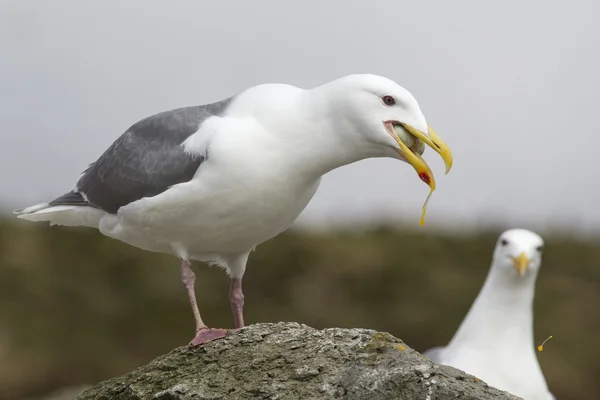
[188,328,228,347]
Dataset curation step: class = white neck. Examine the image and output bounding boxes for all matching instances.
[447,265,538,352]
[281,87,390,180]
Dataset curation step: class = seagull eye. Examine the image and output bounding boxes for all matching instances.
[500,239,509,246]
[536,245,544,253]
[382,95,396,106]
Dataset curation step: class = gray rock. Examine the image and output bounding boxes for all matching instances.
[76,322,520,400]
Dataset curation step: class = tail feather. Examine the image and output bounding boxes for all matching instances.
[14,201,105,228]
[13,203,51,215]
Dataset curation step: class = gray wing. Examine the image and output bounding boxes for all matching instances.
[422,346,446,362]
[50,97,233,214]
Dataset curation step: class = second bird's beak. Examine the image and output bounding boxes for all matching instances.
[512,252,530,277]
[385,122,453,190]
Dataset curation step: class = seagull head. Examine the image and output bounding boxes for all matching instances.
[492,229,545,278]
[320,74,453,191]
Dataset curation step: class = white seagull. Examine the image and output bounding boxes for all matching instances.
[15,74,453,346]
[423,229,555,400]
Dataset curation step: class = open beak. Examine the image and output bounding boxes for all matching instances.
[384,122,453,190]
[512,252,529,277]
[384,121,453,226]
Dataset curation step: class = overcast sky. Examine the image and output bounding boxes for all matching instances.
[1,0,598,235]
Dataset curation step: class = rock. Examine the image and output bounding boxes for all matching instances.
[76,322,519,400]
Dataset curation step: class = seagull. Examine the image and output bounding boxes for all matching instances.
[423,229,555,400]
[14,74,453,346]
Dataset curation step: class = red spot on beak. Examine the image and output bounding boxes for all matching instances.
[419,172,431,185]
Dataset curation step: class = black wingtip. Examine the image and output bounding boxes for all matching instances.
[49,191,91,207]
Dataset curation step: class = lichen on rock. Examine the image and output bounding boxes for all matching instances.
[76,322,519,400]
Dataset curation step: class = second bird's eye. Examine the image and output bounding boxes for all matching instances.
[500,239,509,246]
[382,95,396,106]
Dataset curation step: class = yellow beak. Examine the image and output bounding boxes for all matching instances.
[387,123,453,191]
[385,122,453,226]
[512,252,530,277]
[401,123,453,176]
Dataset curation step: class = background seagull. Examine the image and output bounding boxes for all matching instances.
[423,229,555,400]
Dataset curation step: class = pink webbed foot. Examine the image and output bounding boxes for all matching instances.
[188,328,228,347]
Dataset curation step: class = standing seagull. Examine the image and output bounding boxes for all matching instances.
[15,74,453,346]
[423,229,555,400]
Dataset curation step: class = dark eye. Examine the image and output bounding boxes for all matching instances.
[382,95,396,106]
[500,239,509,246]
[536,245,544,253]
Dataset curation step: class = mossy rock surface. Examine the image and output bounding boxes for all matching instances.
[76,322,519,400]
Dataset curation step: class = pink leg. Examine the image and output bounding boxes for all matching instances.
[180,260,227,346]
[229,277,245,329]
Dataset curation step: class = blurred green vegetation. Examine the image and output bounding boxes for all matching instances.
[0,219,598,400]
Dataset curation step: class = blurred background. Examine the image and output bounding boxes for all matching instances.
[1,1,598,399]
